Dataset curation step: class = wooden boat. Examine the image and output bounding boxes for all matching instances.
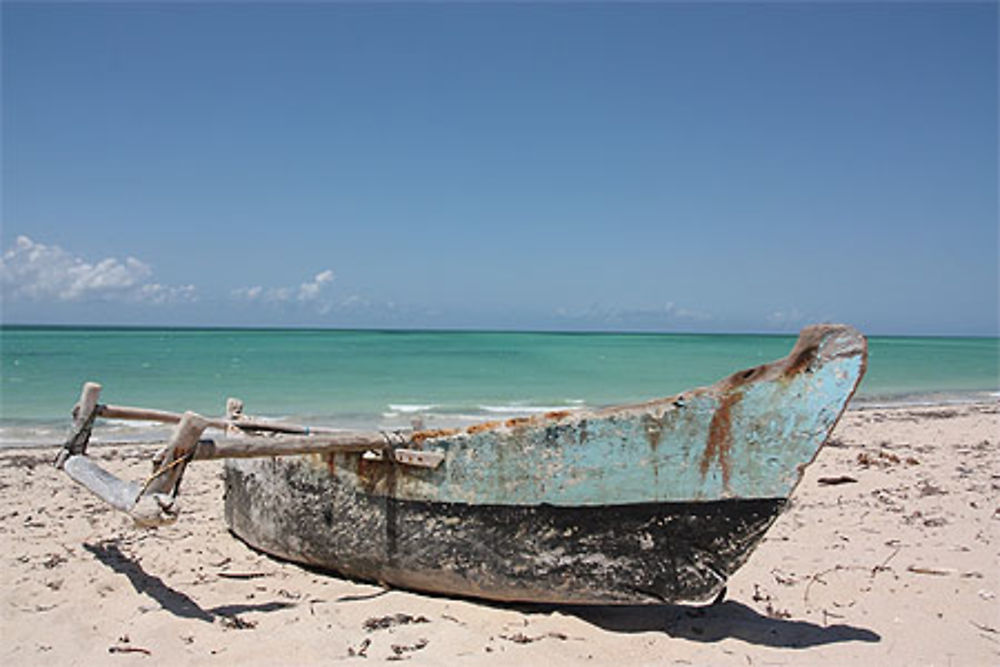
[57,324,866,605]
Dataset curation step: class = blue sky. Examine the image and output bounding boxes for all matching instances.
[2,2,997,335]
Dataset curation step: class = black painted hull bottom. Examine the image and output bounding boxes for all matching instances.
[224,460,785,605]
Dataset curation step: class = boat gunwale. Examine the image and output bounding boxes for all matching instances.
[405,323,868,446]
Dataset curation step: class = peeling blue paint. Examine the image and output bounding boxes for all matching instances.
[312,325,867,508]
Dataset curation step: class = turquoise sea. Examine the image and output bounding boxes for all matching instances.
[1,326,997,447]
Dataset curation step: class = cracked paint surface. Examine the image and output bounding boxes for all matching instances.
[295,324,866,506]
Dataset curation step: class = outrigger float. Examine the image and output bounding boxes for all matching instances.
[56,324,866,605]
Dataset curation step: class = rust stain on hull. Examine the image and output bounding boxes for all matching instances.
[357,456,390,494]
[411,428,459,444]
[701,391,742,490]
[718,326,825,391]
[784,344,818,378]
[466,421,502,435]
[641,413,664,451]
[409,409,578,446]
[641,413,664,486]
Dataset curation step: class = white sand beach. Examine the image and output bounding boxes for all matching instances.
[2,402,997,665]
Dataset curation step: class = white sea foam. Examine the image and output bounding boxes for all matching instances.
[438,413,500,423]
[0,424,64,448]
[478,404,583,415]
[101,418,169,430]
[850,390,999,410]
[387,404,438,413]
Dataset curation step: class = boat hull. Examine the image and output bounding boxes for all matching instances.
[225,456,784,604]
[223,324,866,604]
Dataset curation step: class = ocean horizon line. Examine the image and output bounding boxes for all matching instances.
[2,322,997,340]
[2,325,996,448]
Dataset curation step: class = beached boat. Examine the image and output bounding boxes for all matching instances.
[57,323,866,605]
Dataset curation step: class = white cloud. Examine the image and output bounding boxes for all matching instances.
[766,308,806,329]
[138,282,198,305]
[554,301,713,327]
[628,302,713,322]
[0,235,196,304]
[339,294,370,308]
[232,269,336,309]
[297,269,334,302]
[232,285,264,300]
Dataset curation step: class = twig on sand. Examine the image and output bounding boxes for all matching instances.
[217,571,269,580]
[872,546,901,576]
[818,475,858,486]
[499,631,574,644]
[803,566,840,605]
[971,621,1000,645]
[108,645,152,656]
[970,621,998,634]
[806,546,905,605]
[907,565,956,576]
[347,638,371,658]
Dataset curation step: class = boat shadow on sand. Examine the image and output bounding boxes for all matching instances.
[520,599,881,648]
[83,540,879,649]
[326,570,881,649]
[83,541,294,624]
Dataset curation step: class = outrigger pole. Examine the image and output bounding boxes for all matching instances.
[54,382,443,527]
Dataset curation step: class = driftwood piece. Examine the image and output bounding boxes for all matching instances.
[74,382,103,435]
[62,455,142,512]
[362,448,445,468]
[226,398,245,437]
[63,413,210,527]
[226,398,244,420]
[54,383,441,527]
[55,382,104,468]
[148,412,209,490]
[62,453,180,527]
[97,402,335,436]
[98,404,223,429]
[59,406,437,523]
[192,431,396,460]
[817,475,858,486]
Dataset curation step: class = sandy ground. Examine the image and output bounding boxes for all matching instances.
[1,402,998,666]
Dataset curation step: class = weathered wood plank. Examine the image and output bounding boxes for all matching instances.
[97,402,335,435]
[74,382,103,431]
[363,448,445,468]
[62,455,179,526]
[99,404,223,428]
[225,398,245,437]
[55,382,104,468]
[191,432,394,460]
[62,455,141,512]
[147,412,209,495]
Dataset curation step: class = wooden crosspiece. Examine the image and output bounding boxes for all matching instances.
[54,382,442,526]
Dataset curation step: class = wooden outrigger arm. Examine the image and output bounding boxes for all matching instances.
[54,382,443,527]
